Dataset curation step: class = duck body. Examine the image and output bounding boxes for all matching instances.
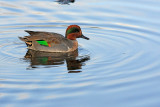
[19,31,78,52]
[19,25,89,52]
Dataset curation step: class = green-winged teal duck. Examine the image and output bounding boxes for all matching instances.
[19,25,89,52]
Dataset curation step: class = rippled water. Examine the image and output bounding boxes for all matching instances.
[1,0,160,106]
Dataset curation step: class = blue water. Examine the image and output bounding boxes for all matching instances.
[1,0,160,107]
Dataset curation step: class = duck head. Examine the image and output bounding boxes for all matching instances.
[65,25,89,40]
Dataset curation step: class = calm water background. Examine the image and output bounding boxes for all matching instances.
[1,0,160,106]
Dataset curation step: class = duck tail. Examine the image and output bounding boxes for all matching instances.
[19,37,32,47]
[25,30,39,36]
[18,36,27,42]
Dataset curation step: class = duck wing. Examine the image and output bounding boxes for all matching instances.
[24,30,64,40]
[19,30,65,46]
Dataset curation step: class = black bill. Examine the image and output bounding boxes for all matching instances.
[80,34,89,40]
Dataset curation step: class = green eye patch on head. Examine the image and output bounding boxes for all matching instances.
[66,27,80,36]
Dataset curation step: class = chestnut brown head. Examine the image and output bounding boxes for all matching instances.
[65,25,89,40]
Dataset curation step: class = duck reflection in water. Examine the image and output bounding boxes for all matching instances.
[55,0,75,5]
[24,49,90,73]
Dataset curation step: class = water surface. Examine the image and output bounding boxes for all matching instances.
[1,0,160,107]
